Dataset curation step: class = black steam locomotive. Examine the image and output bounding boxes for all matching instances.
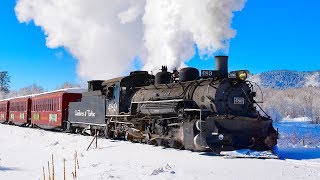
[68,56,278,153]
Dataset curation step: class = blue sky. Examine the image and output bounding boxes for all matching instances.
[1,0,319,90]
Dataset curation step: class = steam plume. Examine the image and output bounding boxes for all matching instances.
[15,0,246,79]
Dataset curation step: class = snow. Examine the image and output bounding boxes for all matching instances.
[1,124,320,180]
[221,149,278,159]
[305,72,320,88]
[282,117,313,122]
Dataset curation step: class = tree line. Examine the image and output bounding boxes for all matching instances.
[257,87,320,123]
[0,71,80,99]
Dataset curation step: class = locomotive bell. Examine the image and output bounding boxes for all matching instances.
[215,56,228,77]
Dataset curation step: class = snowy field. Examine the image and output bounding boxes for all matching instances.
[1,123,320,180]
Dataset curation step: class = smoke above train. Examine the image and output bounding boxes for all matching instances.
[15,0,247,80]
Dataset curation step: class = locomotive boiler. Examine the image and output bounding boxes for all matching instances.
[68,56,278,153]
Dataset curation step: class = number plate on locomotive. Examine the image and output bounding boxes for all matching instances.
[201,70,214,77]
[234,97,245,105]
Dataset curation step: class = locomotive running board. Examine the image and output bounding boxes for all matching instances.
[220,149,279,159]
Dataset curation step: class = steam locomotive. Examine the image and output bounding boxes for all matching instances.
[68,56,278,153]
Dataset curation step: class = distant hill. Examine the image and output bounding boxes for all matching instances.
[248,70,320,89]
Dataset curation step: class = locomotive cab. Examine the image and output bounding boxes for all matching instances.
[102,72,155,115]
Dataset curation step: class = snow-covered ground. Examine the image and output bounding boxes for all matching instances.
[274,121,320,148]
[1,124,320,180]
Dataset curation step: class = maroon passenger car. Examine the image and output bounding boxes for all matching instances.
[8,97,31,126]
[0,100,9,123]
[31,89,82,129]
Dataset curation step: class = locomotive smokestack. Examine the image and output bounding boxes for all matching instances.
[215,56,228,77]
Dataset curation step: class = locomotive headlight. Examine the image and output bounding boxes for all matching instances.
[229,70,250,81]
[238,71,248,81]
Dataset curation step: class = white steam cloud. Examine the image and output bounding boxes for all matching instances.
[15,0,246,80]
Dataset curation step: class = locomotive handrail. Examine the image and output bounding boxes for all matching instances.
[106,114,133,117]
[254,103,270,119]
[241,87,253,105]
[131,99,185,104]
[183,109,210,112]
[167,122,183,126]
[109,118,134,125]
[247,80,264,103]
[70,122,107,126]
[241,87,270,119]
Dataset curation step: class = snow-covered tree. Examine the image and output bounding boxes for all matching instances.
[258,87,320,123]
[0,71,10,93]
[17,84,44,96]
[56,81,80,89]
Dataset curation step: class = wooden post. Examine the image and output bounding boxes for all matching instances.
[43,166,46,180]
[87,136,96,151]
[95,129,98,148]
[74,151,77,178]
[63,158,66,180]
[52,154,55,180]
[76,150,79,169]
[48,161,51,180]
[77,156,80,169]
